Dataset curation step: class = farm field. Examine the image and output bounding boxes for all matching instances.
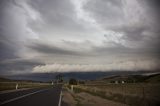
[65,74,160,106]
[70,83,160,106]
[0,82,51,91]
[0,77,52,92]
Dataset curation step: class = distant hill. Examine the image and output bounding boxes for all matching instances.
[0,76,43,83]
[4,70,160,82]
[101,73,160,83]
[0,77,12,82]
[145,74,160,83]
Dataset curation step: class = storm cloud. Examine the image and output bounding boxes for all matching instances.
[0,0,160,75]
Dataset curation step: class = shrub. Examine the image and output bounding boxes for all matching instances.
[69,78,78,85]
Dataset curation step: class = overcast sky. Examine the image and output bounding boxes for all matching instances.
[0,0,160,75]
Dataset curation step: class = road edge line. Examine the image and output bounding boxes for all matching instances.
[58,90,62,106]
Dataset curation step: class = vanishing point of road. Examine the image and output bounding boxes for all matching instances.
[0,84,62,106]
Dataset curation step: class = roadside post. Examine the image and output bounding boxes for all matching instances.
[71,85,73,92]
[51,81,54,85]
[16,83,18,90]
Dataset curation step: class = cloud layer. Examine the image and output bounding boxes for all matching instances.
[33,59,160,73]
[0,0,160,75]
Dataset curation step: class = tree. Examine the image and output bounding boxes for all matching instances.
[55,74,63,83]
[78,80,85,84]
[69,78,77,85]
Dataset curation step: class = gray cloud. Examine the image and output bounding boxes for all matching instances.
[28,41,86,56]
[142,0,160,22]
[0,0,18,61]
[84,0,160,49]
[0,59,44,75]
[0,0,160,75]
[27,0,86,36]
[84,0,124,25]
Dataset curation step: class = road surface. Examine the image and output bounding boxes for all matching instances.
[0,84,62,106]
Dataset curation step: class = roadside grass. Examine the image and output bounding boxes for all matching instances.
[74,97,82,106]
[67,83,160,106]
[63,84,84,106]
[0,82,52,91]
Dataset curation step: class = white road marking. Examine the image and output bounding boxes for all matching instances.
[58,90,62,106]
[0,89,49,105]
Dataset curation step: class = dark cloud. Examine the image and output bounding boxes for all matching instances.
[0,0,19,61]
[0,41,17,61]
[0,59,44,75]
[28,41,87,56]
[143,0,160,18]
[0,0,160,75]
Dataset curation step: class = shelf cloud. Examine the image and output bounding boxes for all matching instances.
[33,59,160,73]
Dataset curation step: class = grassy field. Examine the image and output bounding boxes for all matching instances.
[68,83,160,106]
[0,81,52,91]
[0,77,53,91]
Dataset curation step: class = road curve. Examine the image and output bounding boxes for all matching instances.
[0,84,62,106]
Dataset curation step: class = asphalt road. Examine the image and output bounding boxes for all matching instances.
[0,84,62,106]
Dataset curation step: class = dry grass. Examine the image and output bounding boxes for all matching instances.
[0,82,51,91]
[63,86,128,106]
[68,83,160,106]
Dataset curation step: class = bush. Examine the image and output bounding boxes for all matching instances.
[69,78,77,85]
[78,80,85,84]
